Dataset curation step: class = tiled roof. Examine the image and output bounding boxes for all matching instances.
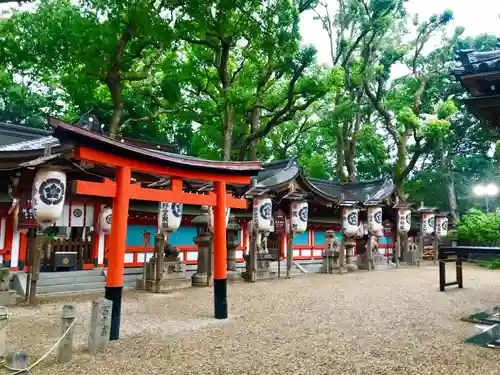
[307,178,394,205]
[452,42,500,77]
[0,136,59,151]
[0,123,51,148]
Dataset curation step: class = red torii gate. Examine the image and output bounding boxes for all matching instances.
[50,118,262,340]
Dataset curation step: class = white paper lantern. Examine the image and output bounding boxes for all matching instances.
[290,201,308,233]
[98,207,112,234]
[422,212,435,236]
[398,209,411,233]
[435,216,448,238]
[32,168,66,227]
[158,202,183,234]
[208,207,230,232]
[252,198,273,232]
[367,206,383,237]
[342,207,359,237]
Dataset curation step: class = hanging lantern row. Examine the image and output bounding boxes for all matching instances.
[435,215,448,238]
[98,207,112,234]
[252,198,273,232]
[367,206,383,237]
[291,201,308,234]
[421,212,435,236]
[32,168,67,228]
[158,202,183,234]
[342,207,359,237]
[208,207,231,232]
[397,209,411,234]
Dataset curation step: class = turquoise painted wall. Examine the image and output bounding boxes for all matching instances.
[168,226,197,246]
[380,236,393,245]
[293,231,309,245]
[313,231,343,245]
[126,225,242,248]
[126,225,156,247]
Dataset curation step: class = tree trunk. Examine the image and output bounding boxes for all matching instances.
[222,103,233,161]
[446,174,459,222]
[345,110,361,182]
[247,107,260,161]
[335,134,347,182]
[394,140,407,200]
[219,39,232,161]
[107,77,124,139]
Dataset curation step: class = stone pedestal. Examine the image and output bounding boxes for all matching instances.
[226,215,241,282]
[345,238,358,271]
[320,230,340,274]
[320,251,339,274]
[144,257,191,292]
[358,236,377,271]
[242,231,276,281]
[191,206,211,286]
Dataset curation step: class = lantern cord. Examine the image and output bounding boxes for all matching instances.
[4,319,76,375]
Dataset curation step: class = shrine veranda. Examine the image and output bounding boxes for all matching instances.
[0,118,426,277]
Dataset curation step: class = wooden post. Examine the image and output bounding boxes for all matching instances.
[28,233,44,306]
[286,202,293,279]
[57,304,76,363]
[433,236,438,265]
[457,254,463,289]
[213,181,227,319]
[286,229,293,279]
[365,234,374,271]
[438,248,446,292]
[395,232,400,269]
[154,234,165,293]
[339,236,345,274]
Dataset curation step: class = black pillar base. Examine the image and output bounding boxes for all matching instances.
[213,278,228,319]
[105,286,123,340]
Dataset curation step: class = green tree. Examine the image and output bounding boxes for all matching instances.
[364,10,456,200]
[0,0,175,137]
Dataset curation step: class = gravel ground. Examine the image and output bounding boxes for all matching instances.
[4,262,500,375]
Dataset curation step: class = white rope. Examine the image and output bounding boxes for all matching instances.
[4,318,77,375]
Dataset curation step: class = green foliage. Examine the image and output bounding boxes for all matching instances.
[437,99,458,120]
[457,209,500,246]
[396,107,420,129]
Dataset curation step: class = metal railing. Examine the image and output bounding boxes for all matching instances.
[438,246,500,291]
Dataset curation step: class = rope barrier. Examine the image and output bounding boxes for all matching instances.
[4,318,76,375]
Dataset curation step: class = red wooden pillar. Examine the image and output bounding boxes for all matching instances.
[213,181,227,319]
[105,166,131,340]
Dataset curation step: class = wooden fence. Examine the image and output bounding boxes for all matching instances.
[44,238,93,267]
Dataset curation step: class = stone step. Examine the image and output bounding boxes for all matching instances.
[37,269,104,279]
[36,281,106,295]
[37,275,106,287]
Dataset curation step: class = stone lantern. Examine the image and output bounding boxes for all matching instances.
[226,214,241,281]
[320,230,340,274]
[191,206,211,286]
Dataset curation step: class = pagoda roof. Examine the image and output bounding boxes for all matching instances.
[452,48,500,77]
[0,118,395,206]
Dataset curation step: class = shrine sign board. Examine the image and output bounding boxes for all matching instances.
[18,197,37,229]
[273,209,287,234]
